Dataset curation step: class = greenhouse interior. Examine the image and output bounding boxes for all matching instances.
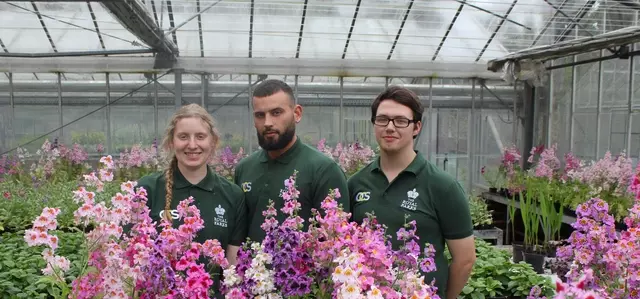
[1,0,639,298]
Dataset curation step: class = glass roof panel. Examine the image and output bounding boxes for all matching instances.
[391,1,442,61]
[1,0,635,69]
[37,2,103,52]
[436,1,510,62]
[343,0,408,59]
[0,2,51,53]
[170,1,204,57]
[298,1,356,59]
[479,0,588,57]
[200,1,250,57]
[91,3,147,51]
[252,0,303,58]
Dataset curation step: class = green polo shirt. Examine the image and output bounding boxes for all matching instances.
[137,166,248,249]
[347,152,473,297]
[234,137,350,242]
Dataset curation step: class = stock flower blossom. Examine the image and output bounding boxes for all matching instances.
[540,168,640,298]
[223,170,440,298]
[24,156,229,298]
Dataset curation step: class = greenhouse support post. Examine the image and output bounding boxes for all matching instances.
[57,72,63,139]
[522,83,535,170]
[174,69,183,110]
[106,74,111,154]
[626,10,638,155]
[154,74,159,142]
[201,74,208,107]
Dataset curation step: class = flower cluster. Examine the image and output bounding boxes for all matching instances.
[24,155,229,298]
[566,151,634,197]
[500,144,521,178]
[222,170,440,299]
[0,138,90,184]
[317,139,376,176]
[209,146,246,181]
[547,193,640,297]
[527,144,561,180]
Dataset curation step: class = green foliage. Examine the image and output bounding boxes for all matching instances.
[70,131,106,147]
[0,231,86,298]
[468,196,493,228]
[0,180,122,233]
[447,240,555,299]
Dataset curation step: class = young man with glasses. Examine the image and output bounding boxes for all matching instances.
[347,86,476,299]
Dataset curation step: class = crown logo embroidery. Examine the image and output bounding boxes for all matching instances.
[407,188,419,200]
[215,205,225,216]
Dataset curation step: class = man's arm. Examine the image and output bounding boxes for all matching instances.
[434,181,475,299]
[445,236,476,299]
[313,162,350,212]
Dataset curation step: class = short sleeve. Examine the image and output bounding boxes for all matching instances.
[229,188,248,246]
[436,181,473,240]
[313,161,350,213]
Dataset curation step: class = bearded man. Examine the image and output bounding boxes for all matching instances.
[233,79,350,242]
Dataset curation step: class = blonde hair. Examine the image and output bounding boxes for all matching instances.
[160,103,219,222]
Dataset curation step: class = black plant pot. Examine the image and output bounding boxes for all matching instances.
[489,187,498,193]
[523,251,546,274]
[512,243,524,263]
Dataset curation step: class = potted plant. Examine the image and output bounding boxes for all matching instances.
[454,240,555,299]
[481,165,503,194]
[470,196,504,246]
[517,183,544,273]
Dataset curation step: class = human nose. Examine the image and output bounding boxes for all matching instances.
[187,137,198,148]
[385,120,396,131]
[264,114,274,128]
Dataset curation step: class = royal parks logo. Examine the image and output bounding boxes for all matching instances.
[214,204,227,227]
[400,188,419,211]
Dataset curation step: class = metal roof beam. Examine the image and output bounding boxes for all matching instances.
[101,0,178,68]
[487,25,640,72]
[0,56,506,80]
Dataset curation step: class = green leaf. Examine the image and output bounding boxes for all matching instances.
[3,260,15,268]
[462,285,474,294]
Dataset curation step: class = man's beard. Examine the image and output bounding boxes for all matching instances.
[257,123,296,151]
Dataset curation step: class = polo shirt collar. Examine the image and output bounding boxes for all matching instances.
[173,165,216,192]
[259,136,302,164]
[371,151,426,175]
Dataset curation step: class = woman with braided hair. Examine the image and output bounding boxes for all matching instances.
[136,103,248,272]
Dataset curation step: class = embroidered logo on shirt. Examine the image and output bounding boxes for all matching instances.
[400,188,419,211]
[241,182,252,192]
[159,209,179,220]
[355,191,371,202]
[214,204,227,227]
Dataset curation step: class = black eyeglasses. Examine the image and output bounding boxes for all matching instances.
[372,116,416,128]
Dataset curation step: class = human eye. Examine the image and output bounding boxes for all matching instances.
[395,118,410,126]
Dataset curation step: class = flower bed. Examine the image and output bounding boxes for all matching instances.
[0,140,559,298]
